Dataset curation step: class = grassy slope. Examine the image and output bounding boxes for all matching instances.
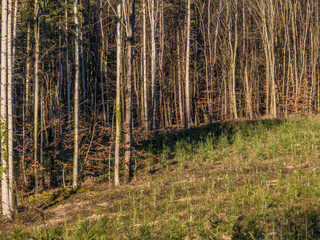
[2,117,320,239]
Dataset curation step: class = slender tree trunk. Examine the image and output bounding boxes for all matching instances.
[65,0,72,141]
[26,24,31,114]
[143,0,148,130]
[100,0,106,123]
[242,4,253,119]
[256,0,276,117]
[114,0,122,187]
[140,55,144,124]
[124,0,135,182]
[207,0,212,120]
[228,0,238,119]
[73,0,80,189]
[58,22,62,120]
[7,0,14,212]
[12,0,18,99]
[161,1,165,128]
[40,88,45,189]
[269,0,276,118]
[22,23,31,188]
[207,0,222,121]
[105,38,110,123]
[80,22,86,115]
[177,30,184,127]
[185,0,191,129]
[1,0,10,219]
[148,0,157,130]
[34,0,40,195]
[173,67,178,124]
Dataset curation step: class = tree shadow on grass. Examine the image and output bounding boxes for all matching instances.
[136,118,284,165]
[230,208,320,240]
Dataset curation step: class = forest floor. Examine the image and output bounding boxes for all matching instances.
[1,117,320,239]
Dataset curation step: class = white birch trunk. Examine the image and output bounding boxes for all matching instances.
[7,0,14,212]
[1,0,10,219]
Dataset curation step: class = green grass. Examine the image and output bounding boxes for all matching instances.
[2,117,320,239]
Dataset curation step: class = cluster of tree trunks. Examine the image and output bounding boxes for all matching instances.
[2,0,320,219]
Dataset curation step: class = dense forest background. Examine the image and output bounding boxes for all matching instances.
[1,0,320,218]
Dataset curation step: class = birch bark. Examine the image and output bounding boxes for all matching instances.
[1,0,10,218]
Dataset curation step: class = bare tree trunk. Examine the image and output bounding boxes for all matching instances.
[12,0,18,99]
[26,23,31,114]
[242,4,253,119]
[1,0,11,219]
[254,0,276,117]
[22,23,31,188]
[269,0,276,118]
[228,0,238,119]
[40,88,45,190]
[158,0,165,128]
[177,31,184,127]
[80,19,86,115]
[66,0,72,140]
[73,0,80,189]
[100,0,106,123]
[148,0,157,130]
[143,0,148,130]
[185,0,191,129]
[34,0,40,195]
[124,0,135,182]
[206,0,222,121]
[7,0,14,212]
[114,0,122,187]
[58,23,62,120]
[207,0,212,120]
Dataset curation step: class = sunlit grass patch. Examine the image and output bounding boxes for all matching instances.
[3,117,320,239]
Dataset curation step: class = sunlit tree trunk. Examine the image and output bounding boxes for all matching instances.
[227,0,238,120]
[1,0,10,219]
[242,3,253,119]
[148,0,157,130]
[207,0,212,121]
[73,0,80,189]
[7,0,14,213]
[114,0,122,187]
[185,0,191,129]
[253,0,276,117]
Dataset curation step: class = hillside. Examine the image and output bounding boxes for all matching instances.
[2,117,320,239]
